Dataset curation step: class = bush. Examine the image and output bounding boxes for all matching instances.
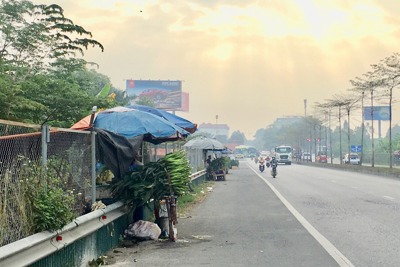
[19,158,77,233]
[32,187,76,232]
[230,159,239,167]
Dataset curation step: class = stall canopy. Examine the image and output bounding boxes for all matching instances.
[183,137,225,150]
[127,104,197,133]
[71,106,190,144]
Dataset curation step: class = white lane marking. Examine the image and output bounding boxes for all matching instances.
[246,163,355,267]
[383,195,395,200]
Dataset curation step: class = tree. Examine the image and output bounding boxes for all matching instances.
[0,1,103,75]
[229,131,246,145]
[323,96,348,164]
[370,53,400,168]
[0,1,110,126]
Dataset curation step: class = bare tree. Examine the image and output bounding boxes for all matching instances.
[314,102,333,163]
[370,53,400,168]
[349,76,370,165]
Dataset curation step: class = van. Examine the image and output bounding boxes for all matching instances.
[343,153,360,165]
[302,152,311,161]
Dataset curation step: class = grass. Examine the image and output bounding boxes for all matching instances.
[177,181,214,218]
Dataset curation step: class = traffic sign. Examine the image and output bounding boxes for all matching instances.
[351,145,362,152]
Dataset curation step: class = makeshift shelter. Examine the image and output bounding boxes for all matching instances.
[127,104,197,133]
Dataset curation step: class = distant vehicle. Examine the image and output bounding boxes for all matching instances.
[316,151,327,163]
[235,153,244,159]
[394,150,400,165]
[274,145,292,165]
[302,152,312,161]
[293,151,302,160]
[343,153,360,165]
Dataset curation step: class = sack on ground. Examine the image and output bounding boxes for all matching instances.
[125,220,161,240]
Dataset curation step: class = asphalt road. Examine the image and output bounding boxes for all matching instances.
[106,161,345,267]
[262,160,400,267]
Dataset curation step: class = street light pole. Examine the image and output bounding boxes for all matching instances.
[215,115,218,137]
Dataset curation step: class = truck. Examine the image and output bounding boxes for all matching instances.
[274,145,293,165]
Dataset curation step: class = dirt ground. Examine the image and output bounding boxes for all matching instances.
[102,182,215,266]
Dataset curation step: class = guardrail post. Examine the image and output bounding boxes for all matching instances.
[91,131,96,204]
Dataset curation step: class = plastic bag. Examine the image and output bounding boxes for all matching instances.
[125,220,161,240]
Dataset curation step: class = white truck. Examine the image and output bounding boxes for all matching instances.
[274,145,293,165]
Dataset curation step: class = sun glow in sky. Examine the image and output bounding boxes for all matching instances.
[32,0,400,139]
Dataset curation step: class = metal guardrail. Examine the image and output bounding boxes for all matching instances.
[0,171,208,267]
[0,202,125,267]
[190,169,207,181]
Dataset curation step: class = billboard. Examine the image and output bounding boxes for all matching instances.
[364,106,391,121]
[126,80,182,109]
[176,92,189,112]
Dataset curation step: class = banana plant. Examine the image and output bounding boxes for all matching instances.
[110,150,191,208]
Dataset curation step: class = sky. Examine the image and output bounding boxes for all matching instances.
[32,0,400,139]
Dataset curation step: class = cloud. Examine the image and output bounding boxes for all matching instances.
[32,0,400,139]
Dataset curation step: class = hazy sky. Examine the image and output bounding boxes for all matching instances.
[32,0,400,139]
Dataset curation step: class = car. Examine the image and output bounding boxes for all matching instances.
[302,152,312,161]
[316,152,328,163]
[235,153,244,159]
[343,153,360,165]
[293,152,302,160]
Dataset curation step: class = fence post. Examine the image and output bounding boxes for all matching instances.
[91,131,96,204]
[41,124,49,175]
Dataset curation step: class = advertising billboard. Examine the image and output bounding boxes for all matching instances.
[126,80,182,109]
[363,106,391,121]
[176,92,189,112]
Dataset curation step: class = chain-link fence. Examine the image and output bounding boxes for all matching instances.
[184,147,206,173]
[0,119,203,247]
[45,128,92,213]
[144,142,205,173]
[0,120,93,247]
[0,120,42,246]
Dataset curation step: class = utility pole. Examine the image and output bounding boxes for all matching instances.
[215,115,218,137]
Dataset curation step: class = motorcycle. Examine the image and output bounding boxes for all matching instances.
[265,156,271,168]
[259,161,265,172]
[270,161,278,178]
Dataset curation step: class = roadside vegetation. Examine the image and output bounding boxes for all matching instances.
[0,1,130,127]
[178,181,214,218]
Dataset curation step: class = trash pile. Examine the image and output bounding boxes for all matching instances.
[124,220,161,240]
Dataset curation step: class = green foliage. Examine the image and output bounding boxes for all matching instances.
[0,0,121,126]
[230,159,239,167]
[97,83,111,98]
[111,150,192,209]
[223,156,231,169]
[209,157,225,171]
[32,187,75,232]
[16,156,78,234]
[177,181,213,214]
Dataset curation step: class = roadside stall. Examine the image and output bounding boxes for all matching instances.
[183,137,227,180]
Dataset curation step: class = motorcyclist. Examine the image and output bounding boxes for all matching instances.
[270,156,278,168]
[258,155,265,165]
[265,155,271,167]
[258,155,265,172]
[270,156,278,177]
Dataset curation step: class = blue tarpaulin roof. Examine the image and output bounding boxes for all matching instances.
[94,106,189,142]
[127,104,197,133]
